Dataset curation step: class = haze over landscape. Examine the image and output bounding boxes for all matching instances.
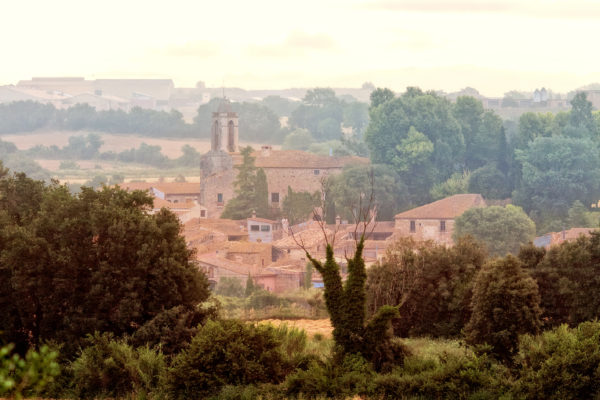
[5,1,600,399]
[3,0,600,94]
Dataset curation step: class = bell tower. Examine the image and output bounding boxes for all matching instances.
[211,98,239,153]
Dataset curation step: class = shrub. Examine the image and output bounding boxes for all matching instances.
[285,354,376,399]
[167,319,289,399]
[130,305,215,355]
[372,351,510,399]
[70,332,166,399]
[465,255,542,362]
[216,277,246,297]
[0,344,60,400]
[513,321,600,399]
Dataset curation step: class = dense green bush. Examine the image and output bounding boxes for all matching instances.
[167,319,289,398]
[513,321,600,399]
[0,344,60,400]
[520,232,600,327]
[465,255,542,362]
[70,332,166,399]
[372,351,511,399]
[285,354,376,399]
[367,236,486,338]
[130,305,215,355]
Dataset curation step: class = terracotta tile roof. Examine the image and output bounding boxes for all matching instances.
[197,253,258,276]
[247,217,278,224]
[152,197,197,210]
[221,241,272,254]
[183,218,247,237]
[395,194,486,220]
[247,150,369,169]
[119,182,154,192]
[151,182,200,195]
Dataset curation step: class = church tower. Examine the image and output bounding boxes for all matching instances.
[211,98,239,153]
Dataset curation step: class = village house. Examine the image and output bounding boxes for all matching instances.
[149,197,206,224]
[196,252,303,293]
[533,227,597,249]
[247,214,283,243]
[199,99,368,218]
[394,194,486,246]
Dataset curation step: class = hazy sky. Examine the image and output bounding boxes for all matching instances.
[2,0,600,96]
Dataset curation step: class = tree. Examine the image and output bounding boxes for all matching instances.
[176,144,201,167]
[221,146,270,220]
[289,88,344,141]
[568,200,593,228]
[365,87,464,204]
[520,232,600,326]
[235,102,283,143]
[465,255,542,362]
[454,205,536,256]
[282,128,314,151]
[296,189,404,371]
[513,136,600,227]
[282,187,320,225]
[366,236,486,338]
[327,164,409,221]
[569,92,597,136]
[430,171,470,200]
[468,164,510,199]
[0,175,209,354]
[167,320,289,398]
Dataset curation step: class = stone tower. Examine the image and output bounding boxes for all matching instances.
[211,98,239,153]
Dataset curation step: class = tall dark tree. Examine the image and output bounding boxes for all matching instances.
[0,173,209,354]
[465,255,542,362]
[221,146,270,220]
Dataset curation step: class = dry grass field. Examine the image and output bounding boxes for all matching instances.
[259,319,333,337]
[0,131,280,158]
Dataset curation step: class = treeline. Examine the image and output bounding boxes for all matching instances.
[0,102,193,136]
[0,91,370,147]
[23,133,201,169]
[366,88,600,234]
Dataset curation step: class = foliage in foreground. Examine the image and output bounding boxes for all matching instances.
[0,344,59,400]
[307,237,404,371]
[167,319,292,398]
[0,171,210,354]
[70,332,166,399]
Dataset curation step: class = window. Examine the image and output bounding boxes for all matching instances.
[217,193,223,203]
[271,192,279,203]
[200,210,206,217]
[261,225,270,232]
[410,220,416,233]
[440,220,446,232]
[314,169,320,175]
[250,225,260,231]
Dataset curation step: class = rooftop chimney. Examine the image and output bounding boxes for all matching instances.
[251,210,256,218]
[335,215,341,225]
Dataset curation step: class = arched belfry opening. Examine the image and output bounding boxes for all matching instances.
[212,120,220,150]
[210,98,238,152]
[227,120,235,152]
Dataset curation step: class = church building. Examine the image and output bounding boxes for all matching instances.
[200,99,368,218]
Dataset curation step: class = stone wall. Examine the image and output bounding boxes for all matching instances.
[263,167,341,207]
[201,169,235,218]
[394,218,455,246]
